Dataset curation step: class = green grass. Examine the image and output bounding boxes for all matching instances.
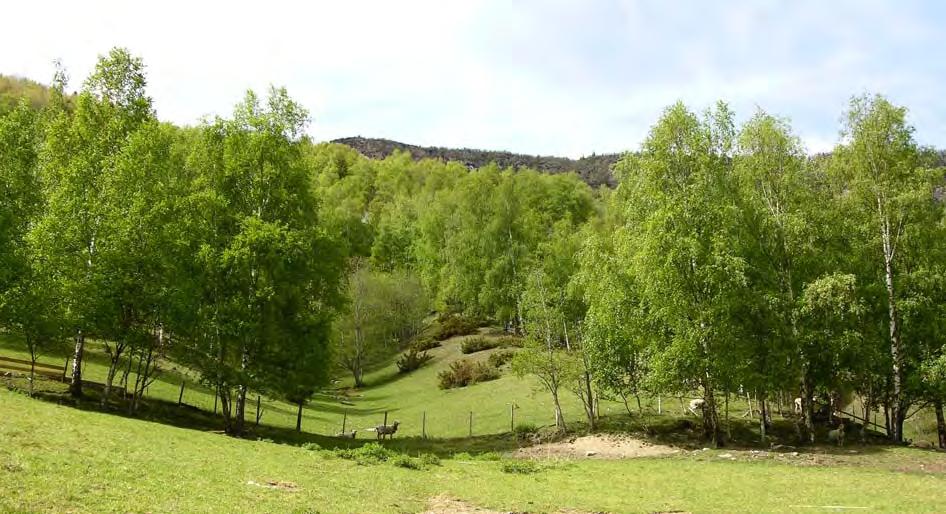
[0,331,635,439]
[2,388,946,513]
[2,330,941,447]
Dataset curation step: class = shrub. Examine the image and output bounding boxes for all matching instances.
[460,337,499,354]
[501,459,541,474]
[495,336,524,348]
[471,451,501,461]
[411,338,441,352]
[438,359,500,389]
[513,423,538,437]
[419,453,441,467]
[391,454,422,470]
[336,442,393,465]
[396,347,433,373]
[487,350,515,368]
[435,316,478,340]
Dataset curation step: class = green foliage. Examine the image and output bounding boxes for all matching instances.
[500,459,541,474]
[301,442,322,452]
[513,423,538,436]
[396,347,433,374]
[487,350,515,368]
[438,359,500,389]
[435,316,479,340]
[390,454,422,469]
[460,337,500,354]
[335,442,393,465]
[411,338,441,352]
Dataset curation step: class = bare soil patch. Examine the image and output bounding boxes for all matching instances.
[514,434,679,459]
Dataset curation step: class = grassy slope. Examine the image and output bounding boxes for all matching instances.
[2,330,941,445]
[3,388,946,514]
[0,332,633,439]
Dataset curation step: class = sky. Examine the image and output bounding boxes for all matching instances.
[3,0,944,157]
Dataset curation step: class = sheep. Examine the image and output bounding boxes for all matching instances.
[335,430,357,439]
[687,398,705,416]
[794,397,802,414]
[368,421,400,440]
[827,422,845,446]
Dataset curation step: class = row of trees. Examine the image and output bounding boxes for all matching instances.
[2,49,944,447]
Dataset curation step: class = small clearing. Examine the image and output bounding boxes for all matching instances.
[514,434,679,459]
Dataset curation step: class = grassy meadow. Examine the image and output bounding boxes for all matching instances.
[3,388,946,513]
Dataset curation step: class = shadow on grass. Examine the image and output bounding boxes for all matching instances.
[2,369,921,461]
[0,373,527,457]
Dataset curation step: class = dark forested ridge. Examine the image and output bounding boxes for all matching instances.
[332,136,620,187]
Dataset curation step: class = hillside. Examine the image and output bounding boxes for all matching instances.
[4,383,946,513]
[332,136,620,187]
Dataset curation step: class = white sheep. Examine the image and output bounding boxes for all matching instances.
[688,398,705,416]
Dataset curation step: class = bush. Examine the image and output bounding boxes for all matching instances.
[472,451,501,461]
[435,316,478,340]
[461,336,523,354]
[336,442,393,465]
[411,338,441,352]
[396,347,433,373]
[460,337,499,354]
[495,336,524,348]
[438,359,500,389]
[487,350,515,368]
[513,423,538,437]
[391,454,422,470]
[419,453,441,467]
[501,459,541,474]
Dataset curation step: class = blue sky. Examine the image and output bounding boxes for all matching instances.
[3,0,944,157]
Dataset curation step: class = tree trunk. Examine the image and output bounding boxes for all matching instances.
[935,400,945,450]
[69,330,85,397]
[101,344,124,408]
[801,371,815,444]
[233,346,250,436]
[882,215,906,443]
[759,394,768,443]
[551,388,565,432]
[296,401,304,433]
[701,375,722,447]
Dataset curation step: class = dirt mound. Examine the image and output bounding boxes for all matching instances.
[514,434,678,459]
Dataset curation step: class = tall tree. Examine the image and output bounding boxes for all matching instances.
[30,48,153,397]
[178,87,344,435]
[611,102,748,446]
[830,95,935,441]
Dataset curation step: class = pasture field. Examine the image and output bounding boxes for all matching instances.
[3,387,946,513]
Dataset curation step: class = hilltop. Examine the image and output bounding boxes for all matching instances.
[332,136,620,187]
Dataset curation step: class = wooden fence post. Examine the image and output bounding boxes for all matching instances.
[469,411,473,437]
[510,404,514,432]
[422,411,427,439]
[213,392,218,415]
[178,380,185,406]
[383,411,388,427]
[342,411,347,434]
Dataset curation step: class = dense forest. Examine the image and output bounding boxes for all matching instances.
[2,48,945,448]
[332,136,619,187]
